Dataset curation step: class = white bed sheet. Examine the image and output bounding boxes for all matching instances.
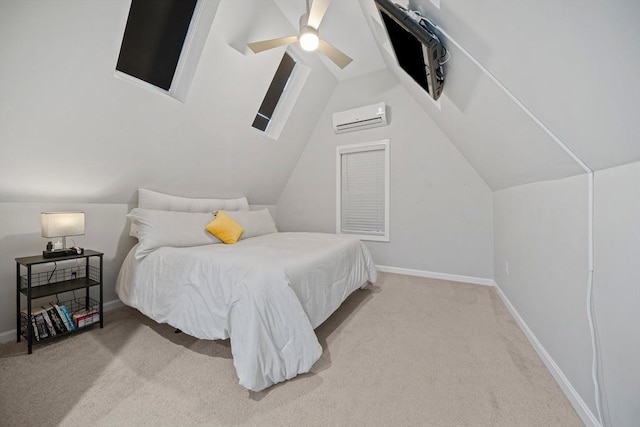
[116,232,377,391]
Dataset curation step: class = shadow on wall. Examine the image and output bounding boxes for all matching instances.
[111,207,138,283]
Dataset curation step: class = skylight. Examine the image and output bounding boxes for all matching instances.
[252,53,296,132]
[251,51,310,139]
[115,0,219,102]
[116,0,197,91]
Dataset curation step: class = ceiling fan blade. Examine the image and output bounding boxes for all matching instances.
[307,0,331,29]
[247,35,298,53]
[318,39,353,69]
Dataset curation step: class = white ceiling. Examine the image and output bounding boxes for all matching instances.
[0,0,637,203]
[361,0,640,189]
[0,0,340,204]
[271,0,639,189]
[273,0,386,81]
[408,0,640,174]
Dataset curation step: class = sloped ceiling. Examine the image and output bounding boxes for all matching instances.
[272,0,386,81]
[360,0,640,190]
[1,0,638,203]
[0,0,338,204]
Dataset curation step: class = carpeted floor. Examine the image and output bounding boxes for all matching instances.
[0,272,583,426]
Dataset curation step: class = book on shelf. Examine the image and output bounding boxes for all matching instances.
[21,307,57,338]
[44,305,67,334]
[21,302,100,343]
[82,312,100,327]
[58,304,76,331]
[21,309,41,341]
[71,309,87,327]
[38,308,57,336]
[30,314,40,341]
[51,303,73,332]
[72,309,100,328]
[33,312,49,340]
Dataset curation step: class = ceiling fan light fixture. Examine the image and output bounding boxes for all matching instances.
[299,26,319,51]
[248,2,352,69]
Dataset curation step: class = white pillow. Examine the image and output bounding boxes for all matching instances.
[225,209,278,240]
[130,189,250,238]
[138,188,249,211]
[127,208,220,259]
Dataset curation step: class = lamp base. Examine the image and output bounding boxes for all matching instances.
[43,249,78,258]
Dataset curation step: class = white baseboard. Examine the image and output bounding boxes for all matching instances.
[376,265,495,286]
[103,298,124,312]
[0,298,125,344]
[0,329,15,344]
[493,283,601,427]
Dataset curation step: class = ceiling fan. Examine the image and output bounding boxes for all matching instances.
[247,0,353,69]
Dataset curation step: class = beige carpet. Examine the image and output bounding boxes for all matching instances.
[0,273,582,426]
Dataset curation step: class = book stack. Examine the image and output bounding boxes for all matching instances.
[72,309,100,328]
[21,303,98,342]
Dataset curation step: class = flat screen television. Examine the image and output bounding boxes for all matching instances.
[374,0,445,100]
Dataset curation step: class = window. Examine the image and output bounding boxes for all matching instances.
[252,52,310,139]
[116,0,197,90]
[115,0,218,101]
[252,53,296,132]
[336,140,390,242]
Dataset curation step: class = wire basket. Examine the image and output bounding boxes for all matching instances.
[20,265,100,290]
[21,297,100,341]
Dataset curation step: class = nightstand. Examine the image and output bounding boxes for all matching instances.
[16,250,103,354]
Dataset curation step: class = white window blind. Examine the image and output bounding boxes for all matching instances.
[337,141,389,242]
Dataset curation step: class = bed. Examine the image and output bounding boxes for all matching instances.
[115,189,377,391]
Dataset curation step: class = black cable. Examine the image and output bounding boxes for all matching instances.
[47,262,57,283]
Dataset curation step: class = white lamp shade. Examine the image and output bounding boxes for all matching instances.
[41,212,85,238]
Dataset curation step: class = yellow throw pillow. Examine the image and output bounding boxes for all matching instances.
[205,211,244,244]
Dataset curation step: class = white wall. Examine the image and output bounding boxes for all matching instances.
[0,0,337,335]
[593,162,640,427]
[0,200,275,339]
[494,162,640,427]
[0,0,337,205]
[0,202,136,338]
[277,68,493,280]
[494,175,592,418]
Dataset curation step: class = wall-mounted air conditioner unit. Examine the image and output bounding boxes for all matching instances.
[332,102,388,134]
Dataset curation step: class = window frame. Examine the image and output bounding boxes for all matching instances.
[252,52,296,132]
[251,50,310,140]
[336,140,390,242]
[114,0,217,102]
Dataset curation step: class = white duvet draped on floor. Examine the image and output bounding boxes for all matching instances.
[116,232,377,391]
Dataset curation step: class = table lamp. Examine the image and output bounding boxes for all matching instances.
[41,212,85,257]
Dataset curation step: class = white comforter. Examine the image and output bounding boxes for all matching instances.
[116,232,377,391]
